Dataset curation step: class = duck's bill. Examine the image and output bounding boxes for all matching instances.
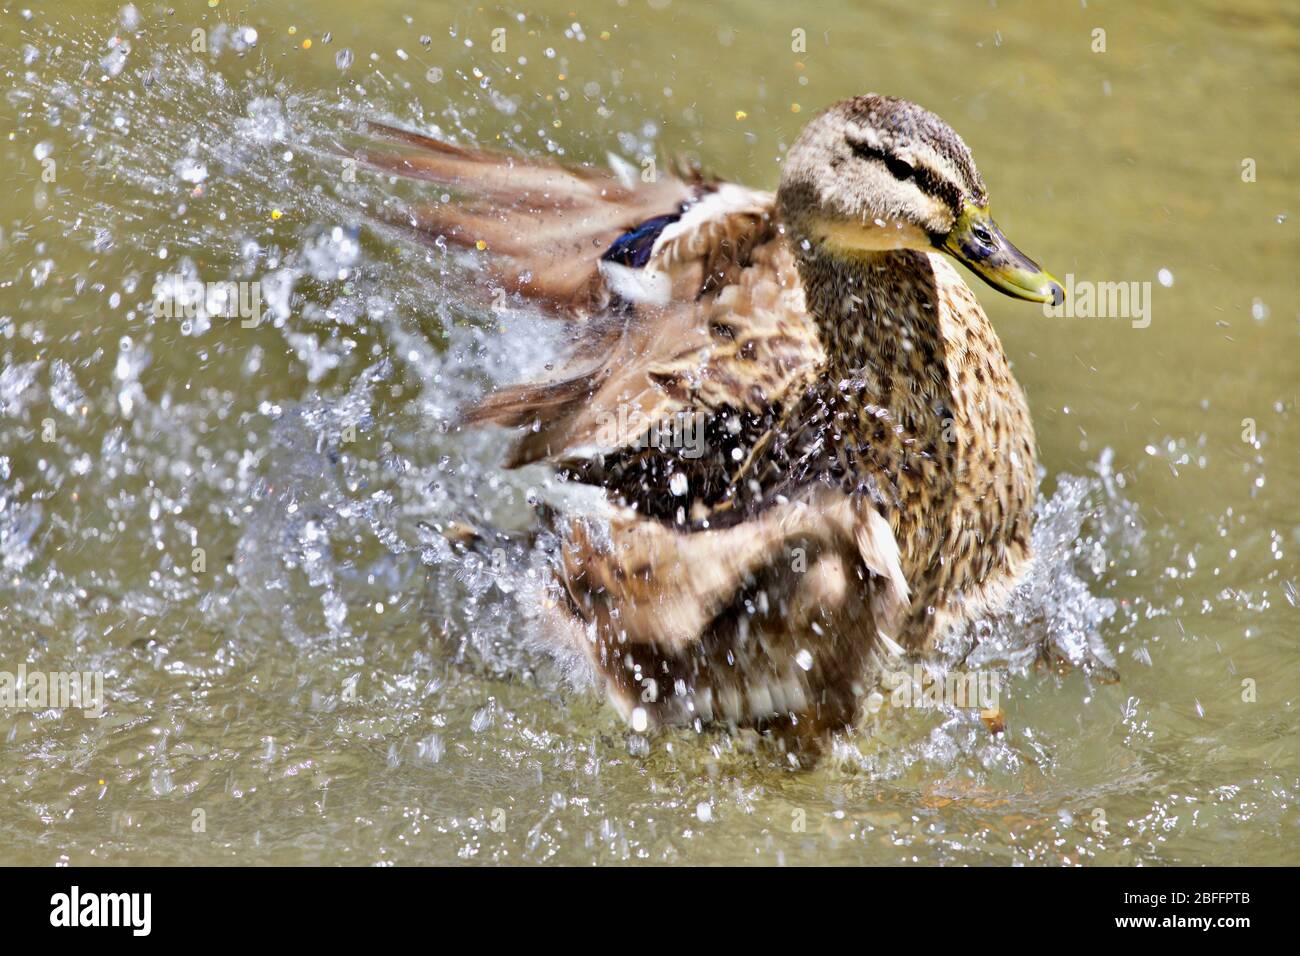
[936,206,1064,306]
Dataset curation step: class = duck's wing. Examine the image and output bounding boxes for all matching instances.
[563,491,909,650]
[459,182,826,511]
[358,120,700,315]
[553,489,910,736]
[359,120,840,510]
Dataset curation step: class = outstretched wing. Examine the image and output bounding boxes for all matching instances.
[460,186,827,515]
[357,123,824,501]
[358,120,698,315]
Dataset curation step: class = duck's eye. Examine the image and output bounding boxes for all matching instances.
[971,224,995,247]
[885,156,914,181]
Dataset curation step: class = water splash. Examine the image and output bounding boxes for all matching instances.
[0,11,1150,729]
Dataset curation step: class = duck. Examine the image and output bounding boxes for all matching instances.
[358,94,1063,763]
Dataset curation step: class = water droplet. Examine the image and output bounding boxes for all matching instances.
[173,156,207,184]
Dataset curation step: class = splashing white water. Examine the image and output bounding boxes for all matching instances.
[0,13,1145,775]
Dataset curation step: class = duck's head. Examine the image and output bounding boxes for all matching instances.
[777,94,1062,305]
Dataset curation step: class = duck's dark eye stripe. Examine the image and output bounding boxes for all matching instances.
[849,140,912,180]
[848,140,961,213]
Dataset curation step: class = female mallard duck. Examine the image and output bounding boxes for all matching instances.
[362,94,1062,761]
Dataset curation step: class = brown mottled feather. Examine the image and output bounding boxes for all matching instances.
[558,490,908,750]
[460,189,825,476]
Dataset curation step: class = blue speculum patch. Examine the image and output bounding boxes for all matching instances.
[600,212,682,267]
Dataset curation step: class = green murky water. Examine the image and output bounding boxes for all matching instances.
[0,0,1295,865]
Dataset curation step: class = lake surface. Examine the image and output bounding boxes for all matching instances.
[0,0,1295,865]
